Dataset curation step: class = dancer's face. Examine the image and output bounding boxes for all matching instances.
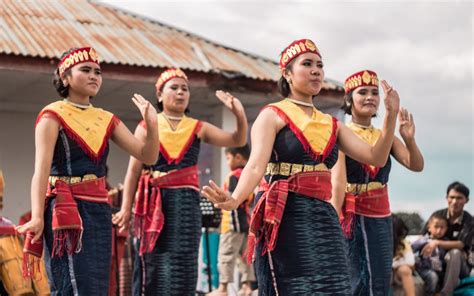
[351,86,380,118]
[158,77,190,114]
[285,52,324,96]
[62,62,102,97]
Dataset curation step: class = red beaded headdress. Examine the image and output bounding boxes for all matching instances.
[344,70,379,94]
[155,68,188,91]
[58,47,100,76]
[279,39,321,70]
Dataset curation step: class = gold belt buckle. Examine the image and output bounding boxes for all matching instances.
[346,182,385,194]
[151,170,168,178]
[49,174,97,185]
[266,162,329,176]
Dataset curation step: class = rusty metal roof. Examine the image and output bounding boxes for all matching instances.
[0,0,342,89]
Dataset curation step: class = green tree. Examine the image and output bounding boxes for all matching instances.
[393,211,425,235]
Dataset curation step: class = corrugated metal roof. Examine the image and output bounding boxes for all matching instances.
[0,0,341,89]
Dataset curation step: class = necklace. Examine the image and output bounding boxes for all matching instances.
[163,113,183,121]
[350,121,372,129]
[64,99,91,109]
[162,113,183,132]
[286,98,314,108]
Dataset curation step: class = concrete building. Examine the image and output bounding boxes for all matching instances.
[0,0,344,222]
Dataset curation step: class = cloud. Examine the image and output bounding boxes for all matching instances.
[101,0,473,214]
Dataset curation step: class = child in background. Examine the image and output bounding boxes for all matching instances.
[392,214,416,296]
[209,145,255,296]
[412,213,449,295]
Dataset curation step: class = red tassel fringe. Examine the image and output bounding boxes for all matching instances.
[52,229,83,257]
[22,253,41,279]
[340,211,355,239]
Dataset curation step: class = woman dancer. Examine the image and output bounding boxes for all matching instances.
[16,47,159,295]
[332,70,423,295]
[113,68,248,295]
[202,39,400,295]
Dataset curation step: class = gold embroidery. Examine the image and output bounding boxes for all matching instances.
[41,101,114,156]
[346,182,385,194]
[59,48,100,76]
[158,113,199,160]
[49,174,98,186]
[265,162,328,176]
[280,163,291,176]
[280,40,320,69]
[290,164,303,175]
[269,100,335,157]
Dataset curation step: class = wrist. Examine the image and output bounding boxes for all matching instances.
[31,215,43,222]
[402,136,416,145]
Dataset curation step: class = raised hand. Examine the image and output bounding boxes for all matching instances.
[215,90,245,118]
[15,217,44,244]
[380,80,400,116]
[398,107,415,141]
[132,94,158,125]
[201,180,240,211]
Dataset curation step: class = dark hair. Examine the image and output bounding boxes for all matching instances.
[277,59,296,98]
[52,48,78,98]
[428,212,448,226]
[392,214,409,257]
[446,181,470,200]
[341,91,354,115]
[225,144,250,160]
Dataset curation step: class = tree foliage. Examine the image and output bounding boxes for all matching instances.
[393,211,425,235]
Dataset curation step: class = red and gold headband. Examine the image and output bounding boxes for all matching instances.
[58,47,100,76]
[155,68,188,91]
[344,70,379,94]
[279,39,321,70]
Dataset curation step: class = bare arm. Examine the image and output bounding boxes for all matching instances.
[202,108,283,210]
[421,239,464,257]
[16,115,59,243]
[111,94,159,165]
[331,151,347,216]
[112,125,145,231]
[198,91,248,147]
[338,80,400,167]
[391,108,424,171]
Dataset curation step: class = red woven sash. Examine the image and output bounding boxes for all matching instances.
[340,186,390,238]
[23,178,108,277]
[134,165,199,255]
[247,171,332,263]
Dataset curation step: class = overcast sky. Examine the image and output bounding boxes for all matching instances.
[101,0,473,219]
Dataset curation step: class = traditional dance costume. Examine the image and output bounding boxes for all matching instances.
[341,70,393,296]
[22,46,122,296]
[249,99,351,295]
[133,109,202,296]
